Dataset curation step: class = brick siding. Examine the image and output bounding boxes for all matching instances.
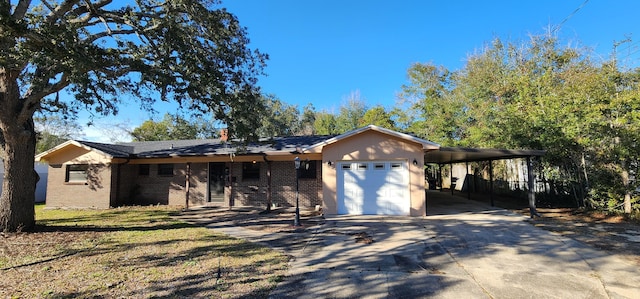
[50,160,323,210]
[45,163,113,209]
[230,160,322,209]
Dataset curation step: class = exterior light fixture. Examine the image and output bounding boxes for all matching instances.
[413,158,419,166]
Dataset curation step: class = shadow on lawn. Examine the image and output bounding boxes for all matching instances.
[40,234,287,298]
[7,209,288,298]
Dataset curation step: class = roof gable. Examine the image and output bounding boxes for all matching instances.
[302,125,440,153]
[35,140,126,162]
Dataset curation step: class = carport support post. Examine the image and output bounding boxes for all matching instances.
[466,161,471,200]
[527,157,540,218]
[450,163,454,196]
[438,164,443,192]
[489,160,494,207]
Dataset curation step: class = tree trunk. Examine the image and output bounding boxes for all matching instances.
[527,157,540,218]
[621,161,632,214]
[1,70,38,232]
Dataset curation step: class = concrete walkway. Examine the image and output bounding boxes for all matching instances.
[186,192,640,298]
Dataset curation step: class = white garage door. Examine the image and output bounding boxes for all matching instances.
[337,161,410,215]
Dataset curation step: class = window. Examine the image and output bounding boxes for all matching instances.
[158,164,174,176]
[66,164,88,183]
[139,164,150,176]
[374,163,385,170]
[242,162,260,180]
[299,160,317,179]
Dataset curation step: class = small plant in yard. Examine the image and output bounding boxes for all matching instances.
[0,205,289,298]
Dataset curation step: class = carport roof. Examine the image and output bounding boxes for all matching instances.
[424,147,546,164]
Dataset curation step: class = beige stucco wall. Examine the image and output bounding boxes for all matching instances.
[321,130,426,216]
[42,145,112,165]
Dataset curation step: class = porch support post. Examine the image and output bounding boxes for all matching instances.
[489,160,494,207]
[527,157,540,218]
[228,162,234,210]
[266,160,272,212]
[185,162,191,209]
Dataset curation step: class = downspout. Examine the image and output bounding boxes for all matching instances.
[114,156,131,207]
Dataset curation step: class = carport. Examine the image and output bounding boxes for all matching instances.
[424,147,546,217]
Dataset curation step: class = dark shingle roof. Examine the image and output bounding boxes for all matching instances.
[77,141,134,158]
[76,135,335,159]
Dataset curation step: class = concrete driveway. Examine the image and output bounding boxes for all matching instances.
[193,192,640,298]
[264,192,640,298]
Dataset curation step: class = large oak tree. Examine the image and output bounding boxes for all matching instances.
[0,0,267,232]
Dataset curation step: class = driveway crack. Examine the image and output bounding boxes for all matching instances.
[434,236,494,299]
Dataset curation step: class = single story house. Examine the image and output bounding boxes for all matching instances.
[35,125,544,216]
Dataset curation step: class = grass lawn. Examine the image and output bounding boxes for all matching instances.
[0,204,289,298]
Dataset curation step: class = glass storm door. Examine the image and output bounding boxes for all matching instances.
[208,163,225,203]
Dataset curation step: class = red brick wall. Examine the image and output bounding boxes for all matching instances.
[63,161,323,209]
[45,163,113,209]
[229,161,322,209]
[187,163,208,206]
[130,163,186,206]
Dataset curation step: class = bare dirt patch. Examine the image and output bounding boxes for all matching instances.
[517,207,640,265]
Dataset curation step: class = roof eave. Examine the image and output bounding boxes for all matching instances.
[302,125,440,152]
[35,140,116,162]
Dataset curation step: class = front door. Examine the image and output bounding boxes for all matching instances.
[208,162,226,203]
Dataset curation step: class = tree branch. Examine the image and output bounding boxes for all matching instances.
[12,0,31,20]
[24,73,69,110]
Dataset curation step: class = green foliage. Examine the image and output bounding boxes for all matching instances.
[299,103,317,135]
[360,106,396,130]
[1,0,268,231]
[131,113,219,141]
[401,34,640,214]
[334,92,367,133]
[256,95,302,137]
[34,114,83,153]
[313,112,337,135]
[399,62,464,145]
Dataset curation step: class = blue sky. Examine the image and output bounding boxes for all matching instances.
[81,0,640,141]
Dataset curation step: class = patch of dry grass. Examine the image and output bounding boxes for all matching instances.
[0,205,289,298]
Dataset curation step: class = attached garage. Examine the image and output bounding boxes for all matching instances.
[303,125,440,217]
[337,161,410,215]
